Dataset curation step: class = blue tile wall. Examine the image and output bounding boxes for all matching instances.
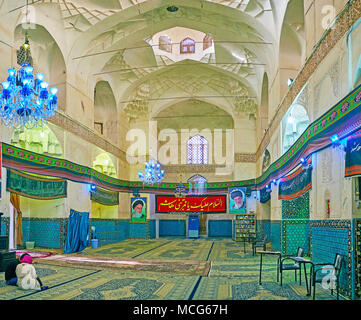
[311,220,352,297]
[264,221,271,241]
[284,221,310,255]
[159,220,186,237]
[208,220,232,237]
[90,219,128,246]
[148,220,156,239]
[129,222,148,238]
[271,221,281,252]
[0,217,9,235]
[22,218,66,249]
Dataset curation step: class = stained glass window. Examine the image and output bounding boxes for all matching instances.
[180,37,195,54]
[159,35,172,53]
[203,35,212,50]
[187,135,208,164]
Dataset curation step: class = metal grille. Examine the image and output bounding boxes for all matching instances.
[187,135,208,164]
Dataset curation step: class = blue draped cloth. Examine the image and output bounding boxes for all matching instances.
[64,209,89,254]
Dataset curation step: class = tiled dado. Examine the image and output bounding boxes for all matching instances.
[257,0,361,159]
[22,217,67,249]
[310,220,352,298]
[49,111,127,161]
[0,217,10,236]
[90,219,128,246]
[354,219,361,297]
[270,221,281,252]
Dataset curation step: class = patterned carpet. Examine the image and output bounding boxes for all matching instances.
[12,268,199,300]
[0,264,98,300]
[136,239,213,261]
[80,239,171,259]
[0,239,342,300]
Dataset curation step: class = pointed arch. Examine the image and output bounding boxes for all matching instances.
[94,81,118,145]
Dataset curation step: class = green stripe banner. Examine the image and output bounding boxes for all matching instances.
[6,169,67,200]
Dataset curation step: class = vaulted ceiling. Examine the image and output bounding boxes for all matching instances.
[1,0,305,124]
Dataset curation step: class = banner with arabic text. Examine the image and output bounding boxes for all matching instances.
[345,129,361,178]
[90,186,119,206]
[6,169,67,200]
[278,157,312,200]
[155,195,227,213]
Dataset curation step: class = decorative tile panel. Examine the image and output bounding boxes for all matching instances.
[310,219,352,298]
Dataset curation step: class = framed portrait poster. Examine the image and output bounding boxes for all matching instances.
[131,197,147,222]
[229,188,246,214]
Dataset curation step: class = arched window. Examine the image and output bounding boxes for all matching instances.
[180,37,195,54]
[187,135,208,164]
[159,35,172,53]
[203,35,212,50]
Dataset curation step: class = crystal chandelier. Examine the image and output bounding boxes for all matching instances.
[0,33,58,128]
[138,159,165,186]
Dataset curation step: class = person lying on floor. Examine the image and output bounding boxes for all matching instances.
[5,253,48,291]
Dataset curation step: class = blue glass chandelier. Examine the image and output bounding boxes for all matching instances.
[138,159,165,186]
[0,34,58,128]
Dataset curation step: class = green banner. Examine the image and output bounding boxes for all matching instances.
[90,186,119,206]
[6,169,67,200]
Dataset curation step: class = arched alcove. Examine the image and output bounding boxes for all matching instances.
[9,124,65,248]
[188,174,207,195]
[11,124,63,157]
[92,153,117,178]
[279,0,305,97]
[262,149,271,173]
[282,104,309,154]
[91,152,118,219]
[94,81,118,145]
[14,24,67,111]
